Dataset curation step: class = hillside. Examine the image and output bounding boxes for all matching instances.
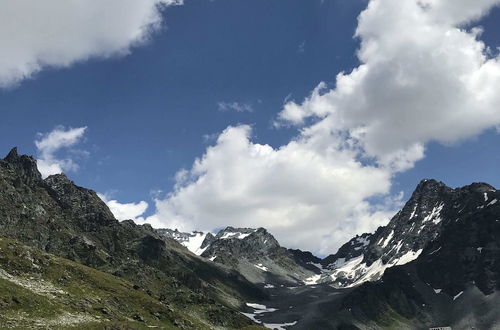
[0,236,224,329]
[0,148,265,329]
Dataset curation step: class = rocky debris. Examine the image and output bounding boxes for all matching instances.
[0,267,68,299]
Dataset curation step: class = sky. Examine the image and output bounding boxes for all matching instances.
[0,0,499,255]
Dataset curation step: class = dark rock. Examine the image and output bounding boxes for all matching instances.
[0,147,265,328]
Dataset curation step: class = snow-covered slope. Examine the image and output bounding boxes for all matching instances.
[317,179,498,288]
[156,229,210,255]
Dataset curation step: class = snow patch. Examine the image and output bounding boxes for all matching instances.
[209,256,217,261]
[429,246,441,255]
[243,303,282,325]
[380,230,394,248]
[409,204,418,219]
[220,230,256,240]
[395,249,423,266]
[255,264,269,272]
[304,274,321,286]
[264,284,275,289]
[423,203,444,224]
[246,303,268,310]
[487,199,497,207]
[329,255,364,280]
[393,240,403,253]
[179,232,209,255]
[263,321,298,330]
[453,291,463,300]
[434,288,442,293]
[330,249,422,288]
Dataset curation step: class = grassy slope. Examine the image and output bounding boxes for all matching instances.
[0,237,264,329]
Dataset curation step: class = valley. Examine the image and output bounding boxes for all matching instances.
[2,148,500,329]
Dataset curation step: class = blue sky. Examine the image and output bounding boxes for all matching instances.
[1,0,364,200]
[0,0,499,254]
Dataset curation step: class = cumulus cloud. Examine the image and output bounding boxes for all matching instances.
[278,0,500,168]
[146,125,398,254]
[0,0,182,88]
[217,101,254,113]
[146,0,500,254]
[35,126,87,178]
[98,193,149,222]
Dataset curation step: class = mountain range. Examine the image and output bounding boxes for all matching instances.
[1,147,500,329]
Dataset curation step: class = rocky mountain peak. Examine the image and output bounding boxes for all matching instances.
[4,146,19,161]
[42,172,116,227]
[2,147,42,185]
[460,181,496,193]
[410,178,451,200]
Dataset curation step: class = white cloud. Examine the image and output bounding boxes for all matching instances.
[297,41,306,54]
[278,0,500,168]
[217,101,254,113]
[35,126,87,178]
[144,0,500,255]
[0,0,182,88]
[98,193,149,222]
[146,125,397,254]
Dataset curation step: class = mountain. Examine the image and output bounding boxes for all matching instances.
[3,146,500,329]
[329,179,500,329]
[158,226,322,286]
[315,179,457,287]
[0,148,265,329]
[245,179,500,329]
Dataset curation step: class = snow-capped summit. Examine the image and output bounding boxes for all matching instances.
[157,226,321,286]
[316,179,500,288]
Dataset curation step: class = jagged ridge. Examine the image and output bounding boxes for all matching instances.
[0,148,265,329]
